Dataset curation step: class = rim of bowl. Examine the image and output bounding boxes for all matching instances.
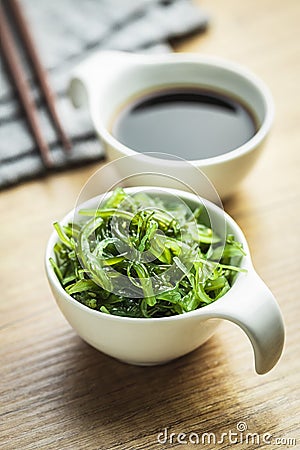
[45,187,251,323]
[92,54,274,168]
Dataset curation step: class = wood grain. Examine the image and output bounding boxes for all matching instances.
[1,1,299,449]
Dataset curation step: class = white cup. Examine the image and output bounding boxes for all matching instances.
[45,187,284,374]
[69,51,274,199]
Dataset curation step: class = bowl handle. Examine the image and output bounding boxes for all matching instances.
[204,270,284,374]
[68,50,141,108]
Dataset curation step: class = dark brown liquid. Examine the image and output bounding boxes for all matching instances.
[112,87,257,159]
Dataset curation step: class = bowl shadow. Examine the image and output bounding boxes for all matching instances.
[56,331,278,448]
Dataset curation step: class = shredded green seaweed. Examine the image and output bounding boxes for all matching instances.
[51,188,246,318]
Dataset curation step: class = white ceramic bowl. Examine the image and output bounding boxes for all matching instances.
[45,187,284,374]
[69,51,274,199]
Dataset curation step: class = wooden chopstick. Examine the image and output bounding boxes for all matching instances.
[8,0,72,152]
[0,4,53,167]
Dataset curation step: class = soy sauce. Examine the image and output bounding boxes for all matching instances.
[112,87,257,160]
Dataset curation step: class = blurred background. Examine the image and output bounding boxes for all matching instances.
[0,0,209,187]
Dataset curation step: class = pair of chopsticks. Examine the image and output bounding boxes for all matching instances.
[0,0,71,167]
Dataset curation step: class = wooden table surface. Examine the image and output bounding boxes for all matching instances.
[1,1,299,449]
